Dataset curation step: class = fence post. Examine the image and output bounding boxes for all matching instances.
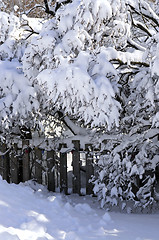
[10,143,19,184]
[0,153,3,178]
[85,144,94,195]
[22,140,30,182]
[1,143,10,183]
[47,150,55,192]
[0,142,4,178]
[72,140,81,195]
[35,148,42,184]
[60,143,68,194]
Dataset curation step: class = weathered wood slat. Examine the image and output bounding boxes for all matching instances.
[47,150,55,192]
[22,140,30,182]
[60,143,68,194]
[35,148,42,184]
[72,140,81,194]
[10,144,19,184]
[1,143,10,183]
[0,142,4,178]
[85,144,94,195]
[0,140,96,196]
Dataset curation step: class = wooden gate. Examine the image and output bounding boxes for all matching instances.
[0,140,97,195]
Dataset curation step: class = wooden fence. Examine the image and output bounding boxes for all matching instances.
[0,140,98,195]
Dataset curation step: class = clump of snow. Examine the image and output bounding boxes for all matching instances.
[102,212,112,222]
[74,203,93,214]
[14,5,19,12]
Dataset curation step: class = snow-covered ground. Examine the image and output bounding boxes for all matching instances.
[0,177,158,240]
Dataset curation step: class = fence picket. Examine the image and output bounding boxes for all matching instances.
[72,140,81,194]
[10,144,19,184]
[0,140,96,196]
[22,140,30,182]
[35,148,42,184]
[0,142,4,178]
[85,144,94,195]
[47,150,55,192]
[1,144,10,183]
[60,143,68,194]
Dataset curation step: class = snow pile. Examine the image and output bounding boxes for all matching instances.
[0,178,112,240]
[0,178,158,240]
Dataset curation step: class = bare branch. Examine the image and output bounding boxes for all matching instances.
[44,0,72,16]
[133,20,152,37]
[44,0,55,16]
[21,21,39,39]
[128,3,159,27]
[54,0,72,12]
[25,5,46,16]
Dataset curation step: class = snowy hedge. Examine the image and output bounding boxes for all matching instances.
[93,132,159,212]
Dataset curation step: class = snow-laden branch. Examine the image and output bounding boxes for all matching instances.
[132,19,152,37]
[128,2,159,27]
[0,148,10,156]
[127,38,146,51]
[57,111,88,136]
[0,0,159,141]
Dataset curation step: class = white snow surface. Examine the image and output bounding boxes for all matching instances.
[0,177,158,240]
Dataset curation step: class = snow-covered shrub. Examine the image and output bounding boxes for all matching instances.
[0,60,40,134]
[0,11,44,135]
[1,0,158,136]
[0,12,23,60]
[22,0,128,129]
[93,136,159,212]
